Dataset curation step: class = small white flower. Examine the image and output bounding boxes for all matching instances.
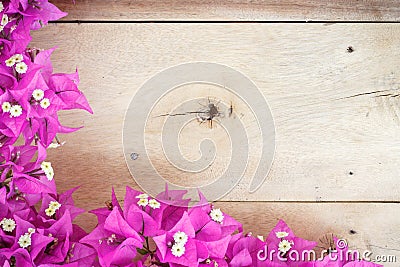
[48,142,61,149]
[15,62,28,74]
[18,233,32,248]
[0,2,4,13]
[9,105,22,117]
[209,208,224,223]
[276,231,289,239]
[1,14,8,26]
[5,57,15,67]
[40,98,50,109]
[41,161,52,172]
[32,89,44,101]
[148,199,160,209]
[45,168,54,180]
[27,228,36,235]
[137,198,148,207]
[49,201,61,210]
[107,234,117,245]
[0,218,16,232]
[45,207,55,217]
[12,54,23,63]
[171,243,185,257]
[41,161,55,180]
[278,239,293,253]
[135,193,148,199]
[2,101,11,113]
[173,231,188,245]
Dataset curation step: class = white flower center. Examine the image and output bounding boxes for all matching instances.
[18,233,32,249]
[40,98,50,109]
[2,102,11,113]
[9,105,22,118]
[278,239,293,253]
[49,200,61,210]
[41,161,54,180]
[210,208,224,223]
[32,89,45,101]
[1,14,8,26]
[148,198,160,209]
[0,218,16,232]
[171,243,186,257]
[135,193,149,199]
[276,231,289,238]
[5,57,15,67]
[173,231,188,246]
[15,62,28,74]
[12,54,23,63]
[137,198,148,207]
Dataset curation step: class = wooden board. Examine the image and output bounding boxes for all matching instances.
[29,22,400,265]
[31,23,400,202]
[53,0,400,21]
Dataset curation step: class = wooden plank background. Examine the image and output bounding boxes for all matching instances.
[31,3,400,265]
[53,0,400,21]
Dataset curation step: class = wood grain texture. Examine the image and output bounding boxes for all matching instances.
[30,23,400,203]
[52,0,400,21]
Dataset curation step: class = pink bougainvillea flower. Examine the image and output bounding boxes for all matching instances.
[47,73,92,114]
[81,206,144,267]
[263,220,317,266]
[226,233,266,267]
[90,187,121,225]
[0,143,56,197]
[312,238,383,267]
[35,210,86,265]
[0,248,33,267]
[184,192,242,265]
[153,211,208,266]
[154,185,191,231]
[189,191,242,241]
[65,242,97,267]
[122,187,163,237]
[37,188,85,225]
[7,0,67,30]
[343,262,383,267]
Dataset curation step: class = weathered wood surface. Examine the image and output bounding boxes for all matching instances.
[52,0,400,21]
[30,22,400,265]
[31,23,400,202]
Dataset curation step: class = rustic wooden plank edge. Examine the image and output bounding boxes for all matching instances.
[49,20,400,23]
[52,0,400,22]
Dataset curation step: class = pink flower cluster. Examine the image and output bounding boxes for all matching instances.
[0,0,93,203]
[80,187,382,267]
[0,1,385,266]
[0,0,94,265]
